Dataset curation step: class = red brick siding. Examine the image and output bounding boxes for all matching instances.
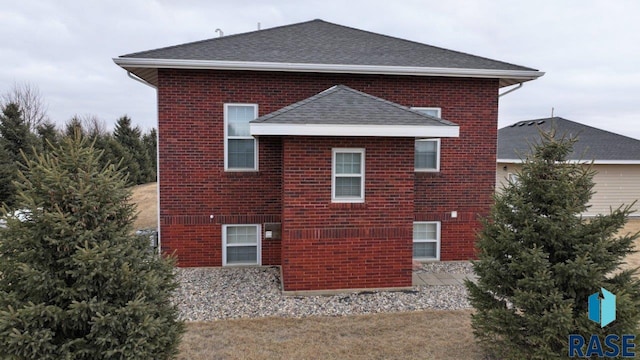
[281,137,414,290]
[156,69,498,287]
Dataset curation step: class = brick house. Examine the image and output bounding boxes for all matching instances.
[114,20,543,292]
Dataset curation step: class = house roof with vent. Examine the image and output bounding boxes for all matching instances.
[250,85,459,138]
[498,117,640,164]
[114,19,543,87]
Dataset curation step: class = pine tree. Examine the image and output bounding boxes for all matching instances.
[0,143,17,207]
[64,116,85,138]
[114,116,152,184]
[466,128,640,359]
[0,102,35,164]
[0,134,183,359]
[36,121,60,155]
[142,128,157,182]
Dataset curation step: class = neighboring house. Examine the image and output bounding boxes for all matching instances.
[115,19,543,292]
[497,117,640,216]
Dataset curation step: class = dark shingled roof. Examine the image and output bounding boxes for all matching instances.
[121,19,535,71]
[498,117,640,161]
[251,85,456,127]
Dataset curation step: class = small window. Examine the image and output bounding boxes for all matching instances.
[413,222,440,260]
[415,139,440,172]
[332,148,365,202]
[224,104,258,171]
[508,173,520,184]
[222,224,261,266]
[413,107,441,118]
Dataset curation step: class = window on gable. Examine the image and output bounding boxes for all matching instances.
[223,224,261,265]
[413,222,440,260]
[225,104,258,171]
[415,139,440,172]
[332,148,365,202]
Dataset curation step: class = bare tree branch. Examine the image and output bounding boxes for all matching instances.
[1,82,50,132]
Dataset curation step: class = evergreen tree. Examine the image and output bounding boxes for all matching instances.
[466,129,640,359]
[0,134,183,359]
[142,128,157,182]
[0,102,35,164]
[64,116,85,138]
[36,121,60,154]
[0,143,17,207]
[114,116,152,184]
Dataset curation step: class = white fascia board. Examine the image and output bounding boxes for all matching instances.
[497,159,640,165]
[250,123,459,137]
[113,57,544,81]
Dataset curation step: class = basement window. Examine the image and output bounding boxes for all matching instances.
[413,222,440,261]
[222,224,261,266]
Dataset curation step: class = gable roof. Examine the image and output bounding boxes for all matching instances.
[114,19,543,87]
[498,117,640,164]
[250,85,459,138]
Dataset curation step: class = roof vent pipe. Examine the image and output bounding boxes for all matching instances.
[215,28,224,37]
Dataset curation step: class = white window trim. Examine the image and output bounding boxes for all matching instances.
[224,103,259,171]
[415,138,441,172]
[332,148,365,203]
[412,107,441,118]
[222,224,262,266]
[413,221,441,261]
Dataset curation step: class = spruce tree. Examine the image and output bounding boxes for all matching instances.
[0,102,35,165]
[466,128,640,359]
[36,121,60,155]
[142,128,158,182]
[0,134,183,359]
[114,116,152,184]
[0,143,17,207]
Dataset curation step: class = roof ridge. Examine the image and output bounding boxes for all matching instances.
[252,84,455,126]
[121,19,323,58]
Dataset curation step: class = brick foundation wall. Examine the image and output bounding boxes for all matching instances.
[156,69,498,287]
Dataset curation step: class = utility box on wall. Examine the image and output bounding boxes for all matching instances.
[264,223,281,240]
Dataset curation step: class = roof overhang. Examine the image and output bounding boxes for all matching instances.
[114,57,544,88]
[250,123,460,137]
[498,159,640,165]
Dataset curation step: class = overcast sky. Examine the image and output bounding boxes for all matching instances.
[1,0,639,140]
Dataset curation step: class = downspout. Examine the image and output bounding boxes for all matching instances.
[127,71,157,89]
[498,82,523,97]
[126,71,161,254]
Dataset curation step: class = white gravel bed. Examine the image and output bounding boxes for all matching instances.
[416,260,475,274]
[173,263,473,321]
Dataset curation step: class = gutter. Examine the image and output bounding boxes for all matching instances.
[114,58,544,84]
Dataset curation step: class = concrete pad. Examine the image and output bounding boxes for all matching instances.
[438,278,461,285]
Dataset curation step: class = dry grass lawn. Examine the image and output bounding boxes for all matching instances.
[178,310,483,360]
[130,182,157,230]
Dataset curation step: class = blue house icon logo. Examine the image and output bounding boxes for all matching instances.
[588,288,616,327]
